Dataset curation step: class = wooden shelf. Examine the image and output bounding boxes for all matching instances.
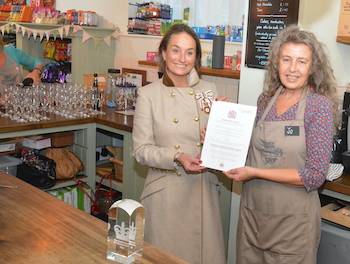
[138,60,240,79]
[337,36,350,45]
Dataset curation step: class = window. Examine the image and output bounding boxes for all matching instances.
[129,0,245,27]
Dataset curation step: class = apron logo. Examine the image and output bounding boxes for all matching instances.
[261,141,282,164]
[285,126,299,136]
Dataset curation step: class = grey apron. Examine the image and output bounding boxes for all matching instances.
[0,51,22,89]
[237,87,321,264]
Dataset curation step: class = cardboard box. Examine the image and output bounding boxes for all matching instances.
[0,140,16,153]
[23,136,51,149]
[321,203,350,228]
[47,131,74,147]
[83,74,107,89]
[338,0,350,37]
[64,186,78,208]
[58,187,72,206]
[77,184,92,214]
[46,190,64,201]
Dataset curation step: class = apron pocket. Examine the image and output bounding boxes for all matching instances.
[242,205,310,256]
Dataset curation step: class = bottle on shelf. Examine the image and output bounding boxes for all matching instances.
[92,73,101,111]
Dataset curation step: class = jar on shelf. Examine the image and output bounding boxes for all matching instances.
[98,190,119,213]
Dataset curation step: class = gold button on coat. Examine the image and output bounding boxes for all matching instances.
[175,145,180,149]
[171,92,175,97]
[189,91,194,95]
[194,117,199,121]
[176,172,181,176]
[196,142,202,147]
[173,118,178,123]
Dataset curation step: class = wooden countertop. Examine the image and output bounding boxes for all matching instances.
[0,106,134,134]
[321,172,350,196]
[3,107,350,198]
[0,171,188,263]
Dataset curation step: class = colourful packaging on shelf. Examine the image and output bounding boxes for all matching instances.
[224,56,232,69]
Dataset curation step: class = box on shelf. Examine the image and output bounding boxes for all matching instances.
[321,203,350,228]
[47,131,74,147]
[0,155,22,176]
[83,74,107,89]
[23,136,51,149]
[77,184,92,214]
[46,189,64,201]
[0,139,16,153]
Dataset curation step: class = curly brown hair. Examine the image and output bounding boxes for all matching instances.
[158,24,202,74]
[263,24,339,128]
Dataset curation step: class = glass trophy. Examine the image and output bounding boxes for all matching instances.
[107,199,145,263]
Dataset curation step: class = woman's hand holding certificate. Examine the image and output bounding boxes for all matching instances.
[201,101,257,172]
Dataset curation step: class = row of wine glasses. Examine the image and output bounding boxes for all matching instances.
[0,83,105,123]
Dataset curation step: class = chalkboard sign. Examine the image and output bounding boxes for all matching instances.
[245,0,300,69]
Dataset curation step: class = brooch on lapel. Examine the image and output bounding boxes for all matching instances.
[195,90,213,114]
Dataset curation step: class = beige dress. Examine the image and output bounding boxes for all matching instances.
[132,69,226,264]
[237,87,321,264]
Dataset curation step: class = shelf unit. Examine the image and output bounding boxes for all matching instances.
[138,60,240,79]
[0,123,96,189]
[0,21,117,84]
[337,36,350,45]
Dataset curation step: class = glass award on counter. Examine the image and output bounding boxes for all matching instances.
[107,199,145,263]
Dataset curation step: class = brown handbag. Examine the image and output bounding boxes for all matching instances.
[43,148,84,180]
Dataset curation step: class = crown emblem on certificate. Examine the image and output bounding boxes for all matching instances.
[196,90,213,114]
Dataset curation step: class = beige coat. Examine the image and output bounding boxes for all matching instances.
[132,69,226,264]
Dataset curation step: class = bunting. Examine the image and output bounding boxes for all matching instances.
[0,22,119,49]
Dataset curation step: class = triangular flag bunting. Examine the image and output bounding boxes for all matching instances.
[21,27,26,37]
[73,25,82,33]
[58,27,64,39]
[27,29,32,39]
[93,38,102,49]
[33,31,38,39]
[39,31,45,41]
[103,36,111,47]
[5,24,10,34]
[82,31,91,43]
[52,31,58,40]
[64,25,70,36]
[45,31,51,40]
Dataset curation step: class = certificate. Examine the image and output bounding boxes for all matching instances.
[201,101,257,171]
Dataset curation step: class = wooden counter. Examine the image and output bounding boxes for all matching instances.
[0,170,188,263]
[321,172,350,196]
[0,107,134,134]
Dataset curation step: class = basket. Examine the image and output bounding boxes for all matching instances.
[109,157,123,182]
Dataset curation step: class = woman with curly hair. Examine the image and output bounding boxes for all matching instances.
[223,25,338,263]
